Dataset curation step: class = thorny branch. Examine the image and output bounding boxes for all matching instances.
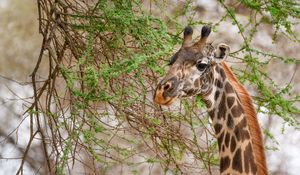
[8,0,300,174]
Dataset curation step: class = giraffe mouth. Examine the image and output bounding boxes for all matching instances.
[153,92,177,106]
[154,96,177,106]
[161,97,177,106]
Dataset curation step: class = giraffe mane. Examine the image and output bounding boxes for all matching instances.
[221,62,268,175]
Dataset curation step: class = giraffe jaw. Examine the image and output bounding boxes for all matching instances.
[154,96,177,106]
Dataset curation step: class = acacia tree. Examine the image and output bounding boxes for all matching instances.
[17,0,300,174]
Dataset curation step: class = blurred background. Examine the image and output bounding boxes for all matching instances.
[0,0,299,174]
[0,0,43,173]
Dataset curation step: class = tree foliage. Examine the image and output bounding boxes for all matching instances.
[19,0,300,174]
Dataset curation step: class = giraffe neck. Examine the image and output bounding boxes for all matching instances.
[203,65,258,175]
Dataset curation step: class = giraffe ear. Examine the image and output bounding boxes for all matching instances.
[214,43,230,62]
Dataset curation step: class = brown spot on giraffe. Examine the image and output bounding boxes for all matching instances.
[215,64,221,74]
[220,68,226,81]
[214,90,220,101]
[244,143,258,174]
[232,148,243,173]
[194,78,200,87]
[224,132,230,148]
[227,96,235,108]
[234,118,251,142]
[231,102,243,118]
[215,79,223,88]
[214,123,223,135]
[218,93,226,119]
[153,26,267,175]
[230,135,236,152]
[204,99,212,109]
[226,113,234,129]
[208,109,215,120]
[220,156,231,172]
[225,82,234,93]
[217,132,225,151]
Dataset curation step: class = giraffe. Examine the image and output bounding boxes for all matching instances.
[153,26,268,175]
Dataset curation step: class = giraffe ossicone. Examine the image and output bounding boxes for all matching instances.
[153,26,268,175]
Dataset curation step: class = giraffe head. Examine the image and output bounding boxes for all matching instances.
[154,26,230,105]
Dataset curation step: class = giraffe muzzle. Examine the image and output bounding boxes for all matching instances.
[153,77,179,105]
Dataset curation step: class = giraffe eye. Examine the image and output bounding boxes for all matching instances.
[196,63,207,71]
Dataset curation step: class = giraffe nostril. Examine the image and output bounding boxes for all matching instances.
[163,84,171,91]
[160,77,178,92]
